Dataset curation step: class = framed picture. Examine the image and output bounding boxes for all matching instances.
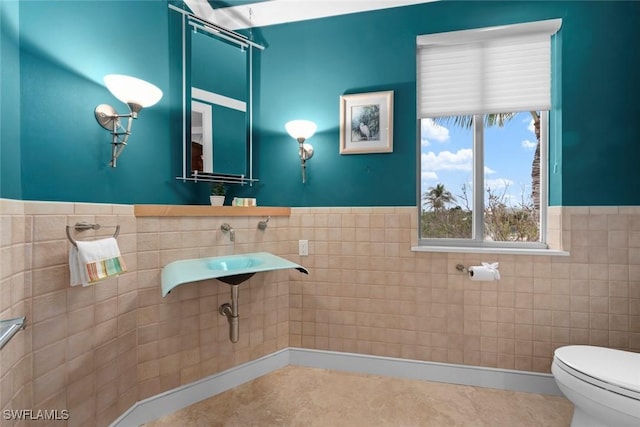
[339,90,393,154]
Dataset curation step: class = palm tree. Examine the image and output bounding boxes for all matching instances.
[528,111,541,213]
[423,183,455,212]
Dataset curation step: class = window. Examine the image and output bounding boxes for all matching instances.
[416,19,561,249]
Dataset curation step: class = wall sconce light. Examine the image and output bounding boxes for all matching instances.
[285,119,317,183]
[95,74,163,167]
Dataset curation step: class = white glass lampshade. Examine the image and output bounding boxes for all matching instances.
[104,74,163,108]
[285,120,317,140]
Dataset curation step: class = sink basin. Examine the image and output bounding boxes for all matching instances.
[206,256,263,271]
[161,252,308,296]
[204,256,265,285]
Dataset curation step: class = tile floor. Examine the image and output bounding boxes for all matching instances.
[144,366,573,426]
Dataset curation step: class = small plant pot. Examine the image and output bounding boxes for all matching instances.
[210,195,225,206]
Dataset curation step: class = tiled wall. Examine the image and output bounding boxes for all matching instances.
[0,200,141,427]
[0,200,296,427]
[289,206,639,372]
[1,200,639,426]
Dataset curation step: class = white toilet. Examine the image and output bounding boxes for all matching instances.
[551,345,640,427]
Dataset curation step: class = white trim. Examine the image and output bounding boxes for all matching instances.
[192,87,246,112]
[191,100,213,173]
[185,0,437,30]
[417,18,562,46]
[111,347,562,427]
[289,348,562,395]
[412,245,570,256]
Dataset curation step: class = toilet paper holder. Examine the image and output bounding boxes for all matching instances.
[456,262,501,281]
[455,264,469,273]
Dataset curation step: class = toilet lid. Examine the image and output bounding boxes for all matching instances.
[554,345,640,395]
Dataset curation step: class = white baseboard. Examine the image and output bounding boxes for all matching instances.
[111,348,561,427]
[288,348,561,395]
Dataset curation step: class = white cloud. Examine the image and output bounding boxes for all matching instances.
[485,178,514,190]
[421,149,472,171]
[421,118,450,147]
[527,117,535,134]
[422,171,438,181]
[521,139,537,150]
[484,166,496,175]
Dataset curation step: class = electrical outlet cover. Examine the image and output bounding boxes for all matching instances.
[299,239,309,256]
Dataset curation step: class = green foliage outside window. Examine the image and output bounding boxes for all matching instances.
[421,184,539,242]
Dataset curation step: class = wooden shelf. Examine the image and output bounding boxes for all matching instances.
[134,205,291,217]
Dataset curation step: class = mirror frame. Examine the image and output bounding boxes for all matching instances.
[169,4,264,186]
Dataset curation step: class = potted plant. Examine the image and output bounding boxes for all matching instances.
[210,182,226,206]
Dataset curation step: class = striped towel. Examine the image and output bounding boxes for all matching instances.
[69,237,127,286]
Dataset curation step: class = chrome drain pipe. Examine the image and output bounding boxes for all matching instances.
[219,285,240,343]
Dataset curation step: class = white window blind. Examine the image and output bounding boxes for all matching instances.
[417,19,562,118]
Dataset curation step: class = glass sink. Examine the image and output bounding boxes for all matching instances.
[161,252,308,296]
[206,256,263,271]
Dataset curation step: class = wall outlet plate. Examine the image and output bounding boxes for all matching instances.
[298,239,309,256]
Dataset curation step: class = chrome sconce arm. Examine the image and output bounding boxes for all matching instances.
[285,120,317,184]
[296,136,315,184]
[95,104,136,167]
[95,75,162,167]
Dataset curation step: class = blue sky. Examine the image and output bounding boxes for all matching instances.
[420,112,538,208]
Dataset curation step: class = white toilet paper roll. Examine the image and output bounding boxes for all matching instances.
[468,264,500,281]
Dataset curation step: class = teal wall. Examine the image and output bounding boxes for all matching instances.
[244,0,640,207]
[1,0,22,199]
[1,1,639,206]
[2,0,192,204]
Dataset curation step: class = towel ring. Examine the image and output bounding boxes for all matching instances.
[66,222,120,248]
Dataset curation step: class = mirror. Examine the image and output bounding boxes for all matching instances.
[190,30,248,176]
[170,4,263,185]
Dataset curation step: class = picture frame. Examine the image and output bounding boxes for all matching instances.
[339,90,393,154]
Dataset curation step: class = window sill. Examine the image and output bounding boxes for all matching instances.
[411,245,570,256]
